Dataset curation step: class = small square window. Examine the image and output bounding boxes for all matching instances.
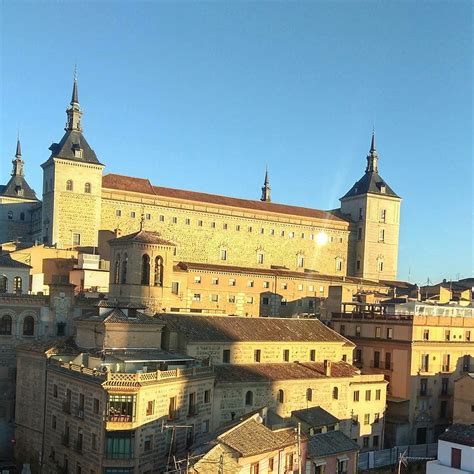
[130,211,136,218]
[145,213,151,220]
[198,220,203,227]
[72,233,81,246]
[236,225,241,231]
[263,281,270,289]
[247,280,254,288]
[185,218,191,225]
[210,294,219,302]
[194,276,201,284]
[223,223,228,230]
[211,278,219,285]
[281,283,288,290]
[159,215,165,222]
[228,295,236,303]
[115,209,122,217]
[229,279,236,286]
[260,228,264,234]
[289,231,294,238]
[192,294,201,301]
[248,226,253,232]
[172,217,178,224]
[246,296,254,304]
[210,222,216,228]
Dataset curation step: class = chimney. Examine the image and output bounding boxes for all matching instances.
[324,359,332,376]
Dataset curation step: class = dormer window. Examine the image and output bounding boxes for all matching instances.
[15,186,24,196]
[378,182,386,193]
[72,143,83,158]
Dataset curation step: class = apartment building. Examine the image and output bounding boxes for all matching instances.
[331,300,474,446]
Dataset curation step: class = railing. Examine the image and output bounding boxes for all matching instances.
[358,443,437,470]
[106,414,133,422]
[332,312,414,321]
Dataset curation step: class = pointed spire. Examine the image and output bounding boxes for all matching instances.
[365,129,379,173]
[261,166,271,202]
[71,65,79,105]
[12,136,25,177]
[15,134,22,158]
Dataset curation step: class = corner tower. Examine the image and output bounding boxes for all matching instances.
[41,76,104,249]
[340,132,401,280]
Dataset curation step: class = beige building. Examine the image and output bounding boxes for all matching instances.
[331,300,474,446]
[2,78,402,281]
[453,373,474,425]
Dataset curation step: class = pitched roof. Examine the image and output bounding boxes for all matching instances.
[159,314,352,344]
[102,173,348,224]
[292,406,339,427]
[341,171,399,200]
[78,308,164,325]
[47,130,102,165]
[0,175,37,200]
[219,419,295,456]
[176,261,382,286]
[215,362,359,383]
[307,430,359,458]
[0,253,32,269]
[438,424,474,447]
[109,230,175,246]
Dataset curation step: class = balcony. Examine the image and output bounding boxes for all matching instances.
[419,389,432,398]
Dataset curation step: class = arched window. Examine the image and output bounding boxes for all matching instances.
[245,391,253,406]
[23,316,34,336]
[141,254,150,285]
[13,277,22,294]
[278,389,285,403]
[306,388,313,402]
[332,387,339,400]
[0,276,7,293]
[84,182,91,193]
[114,254,121,284]
[66,180,73,191]
[154,256,164,287]
[121,253,128,284]
[0,315,12,335]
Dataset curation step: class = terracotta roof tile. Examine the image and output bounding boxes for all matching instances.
[307,430,359,457]
[159,314,352,344]
[102,173,348,224]
[215,362,359,383]
[110,230,175,246]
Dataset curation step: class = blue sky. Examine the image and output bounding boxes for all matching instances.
[1,1,472,284]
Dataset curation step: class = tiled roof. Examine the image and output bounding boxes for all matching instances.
[16,337,80,355]
[96,300,147,309]
[102,173,348,224]
[215,362,359,383]
[307,430,359,458]
[219,419,295,456]
[159,314,352,344]
[438,424,474,447]
[341,171,399,200]
[47,130,102,165]
[78,308,164,325]
[176,262,382,286]
[292,406,339,427]
[109,230,175,246]
[0,254,32,269]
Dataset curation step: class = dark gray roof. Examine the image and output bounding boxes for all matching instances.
[0,175,37,200]
[307,430,359,458]
[438,424,474,447]
[0,254,32,269]
[47,130,102,165]
[341,171,399,200]
[159,314,351,344]
[110,230,176,246]
[96,300,147,309]
[78,308,164,325]
[292,406,339,428]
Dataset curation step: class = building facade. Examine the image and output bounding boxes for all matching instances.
[1,78,402,281]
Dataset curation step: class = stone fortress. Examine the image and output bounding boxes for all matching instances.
[1,77,401,284]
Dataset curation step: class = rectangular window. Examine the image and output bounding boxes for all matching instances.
[373,435,379,448]
[463,354,471,372]
[159,215,165,222]
[297,283,303,291]
[130,211,136,218]
[310,349,316,361]
[421,354,429,372]
[145,213,151,220]
[308,285,314,292]
[340,324,346,336]
[281,283,288,290]
[420,378,428,396]
[280,230,285,237]
[297,255,304,268]
[379,229,385,242]
[445,330,450,341]
[260,228,264,234]
[168,396,177,420]
[106,432,133,460]
[357,227,362,240]
[246,296,254,304]
[262,297,269,305]
[185,218,191,225]
[356,260,361,271]
[263,281,270,288]
[210,221,216,228]
[356,326,361,337]
[188,392,197,416]
[228,295,236,303]
[204,390,211,404]
[442,354,450,372]
[374,351,380,368]
[144,435,153,452]
[72,233,81,246]
[229,279,236,286]
[172,217,178,224]
[423,329,429,341]
[248,226,253,232]
[375,389,381,400]
[283,349,290,362]
[146,400,154,416]
[247,280,254,288]
[210,294,219,302]
[375,327,381,338]
[254,349,261,362]
[211,278,219,285]
[387,327,393,339]
[202,420,210,433]
[236,224,241,231]
[171,282,179,295]
[53,384,58,398]
[354,349,362,363]
[52,415,57,429]
[380,209,386,222]
[441,378,449,395]
[220,249,227,261]
[257,253,264,264]
[194,276,201,284]
[385,352,392,370]
[223,350,230,364]
[289,231,294,238]
[198,220,203,227]
[192,294,201,302]
[353,391,360,402]
[91,433,97,451]
[365,390,371,401]
[466,330,471,341]
[115,209,122,217]
[223,223,228,230]
[374,413,380,424]
[363,437,369,448]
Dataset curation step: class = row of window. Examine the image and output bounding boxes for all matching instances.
[353,389,382,402]
[0,314,35,336]
[423,329,471,342]
[64,180,92,193]
[341,324,394,340]
[357,207,388,222]
[0,276,23,294]
[113,253,164,287]
[351,412,381,425]
[194,276,325,293]
[113,209,345,242]
[420,354,471,373]
[222,348,344,364]
[6,211,26,221]
[357,228,386,242]
[355,258,385,272]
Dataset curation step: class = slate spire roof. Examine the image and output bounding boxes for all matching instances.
[341,131,399,200]
[0,138,38,201]
[261,166,271,202]
[44,76,102,166]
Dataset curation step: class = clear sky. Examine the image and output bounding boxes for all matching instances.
[1,1,472,284]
